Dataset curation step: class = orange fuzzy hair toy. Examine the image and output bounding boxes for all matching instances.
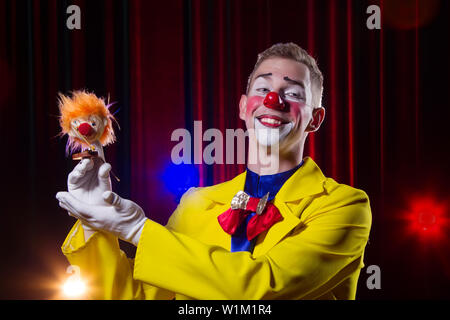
[58,90,117,157]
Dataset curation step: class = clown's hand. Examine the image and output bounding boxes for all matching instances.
[68,157,112,205]
[56,190,148,247]
[66,157,112,233]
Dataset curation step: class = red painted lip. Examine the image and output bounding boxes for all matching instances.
[257,114,288,121]
[256,115,289,128]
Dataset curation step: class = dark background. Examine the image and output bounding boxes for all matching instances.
[0,0,449,299]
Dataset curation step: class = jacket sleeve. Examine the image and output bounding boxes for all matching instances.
[133,189,372,299]
[62,220,175,300]
[60,188,201,300]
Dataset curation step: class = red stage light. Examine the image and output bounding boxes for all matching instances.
[417,211,437,231]
[404,196,447,239]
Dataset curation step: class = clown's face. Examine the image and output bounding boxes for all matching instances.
[69,114,108,144]
[239,57,324,152]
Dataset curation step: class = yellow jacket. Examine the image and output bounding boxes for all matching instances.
[62,157,372,300]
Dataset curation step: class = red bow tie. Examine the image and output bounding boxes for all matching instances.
[217,191,283,241]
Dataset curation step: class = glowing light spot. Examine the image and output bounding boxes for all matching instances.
[62,278,86,298]
[62,265,86,298]
[404,196,447,239]
[161,163,199,203]
[417,211,437,231]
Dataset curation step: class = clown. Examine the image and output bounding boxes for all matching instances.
[56,43,372,300]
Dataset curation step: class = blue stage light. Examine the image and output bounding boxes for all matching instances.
[161,163,200,203]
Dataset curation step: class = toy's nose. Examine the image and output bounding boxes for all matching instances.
[263,92,286,111]
[78,122,93,136]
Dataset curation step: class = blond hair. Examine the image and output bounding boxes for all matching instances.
[246,42,324,108]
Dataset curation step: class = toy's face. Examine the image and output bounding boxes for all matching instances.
[69,114,108,144]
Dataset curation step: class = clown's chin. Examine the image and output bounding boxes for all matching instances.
[254,118,293,147]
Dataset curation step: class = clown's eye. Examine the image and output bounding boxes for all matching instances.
[286,92,299,98]
[285,91,305,101]
[91,121,96,126]
[256,88,270,94]
[72,120,79,125]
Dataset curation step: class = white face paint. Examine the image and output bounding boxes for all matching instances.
[69,115,106,143]
[254,118,293,147]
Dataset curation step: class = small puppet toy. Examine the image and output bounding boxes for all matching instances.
[57,90,117,162]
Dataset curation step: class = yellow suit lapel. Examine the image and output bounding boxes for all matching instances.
[254,157,328,256]
[196,157,328,255]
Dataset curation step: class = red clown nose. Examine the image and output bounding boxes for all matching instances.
[78,123,93,136]
[263,92,286,111]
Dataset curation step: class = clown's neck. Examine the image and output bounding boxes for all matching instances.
[247,140,304,176]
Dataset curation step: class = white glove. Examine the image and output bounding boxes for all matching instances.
[56,190,148,246]
[66,157,112,235]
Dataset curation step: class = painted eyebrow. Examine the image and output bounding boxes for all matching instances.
[254,73,305,89]
[283,76,305,89]
[254,72,273,80]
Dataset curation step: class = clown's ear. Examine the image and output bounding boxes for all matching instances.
[103,118,108,127]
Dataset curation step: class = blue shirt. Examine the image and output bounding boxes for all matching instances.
[230,161,304,253]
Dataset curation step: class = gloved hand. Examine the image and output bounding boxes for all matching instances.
[56,190,148,246]
[66,156,112,235]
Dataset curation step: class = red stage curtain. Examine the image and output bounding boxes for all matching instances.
[0,0,449,299]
